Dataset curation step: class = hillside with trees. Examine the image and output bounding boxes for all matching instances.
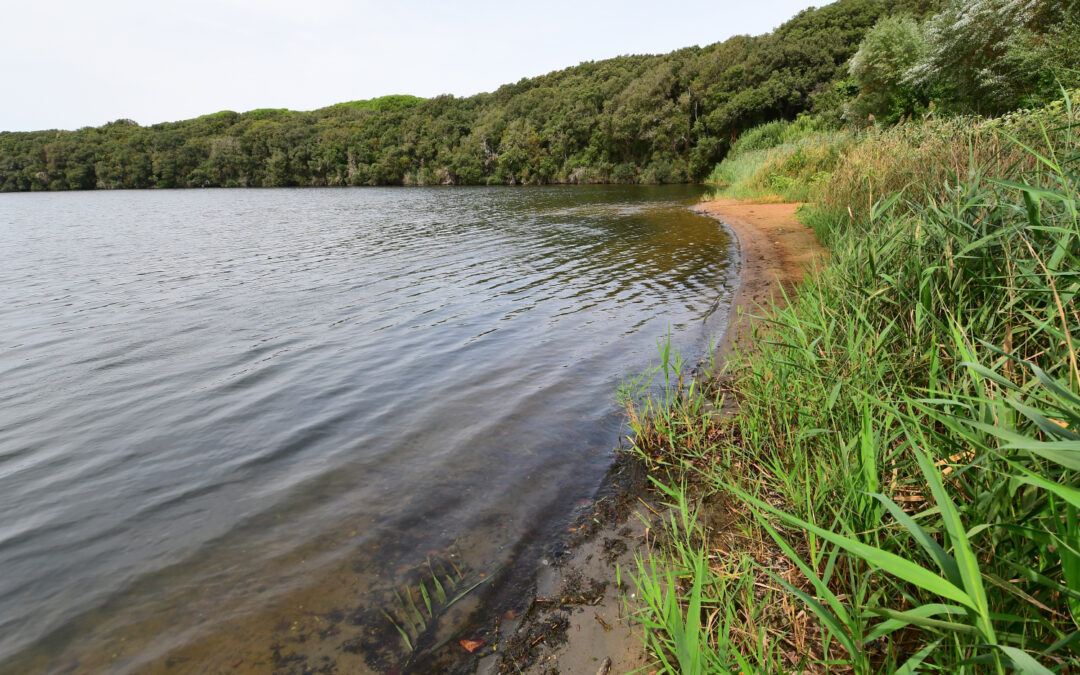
[1,0,1075,192]
[0,0,936,191]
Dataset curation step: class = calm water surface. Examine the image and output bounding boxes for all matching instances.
[0,185,734,672]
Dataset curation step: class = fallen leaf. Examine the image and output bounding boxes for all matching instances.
[459,639,483,653]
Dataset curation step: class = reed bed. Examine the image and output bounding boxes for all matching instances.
[707,129,861,203]
[622,93,1080,673]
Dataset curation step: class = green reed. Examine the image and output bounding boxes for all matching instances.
[380,557,488,658]
[621,96,1080,673]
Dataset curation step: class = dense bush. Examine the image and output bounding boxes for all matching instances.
[846,15,928,124]
[707,120,859,201]
[709,90,1080,209]
[847,0,1080,122]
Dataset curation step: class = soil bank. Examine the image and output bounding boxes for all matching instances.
[489,199,826,675]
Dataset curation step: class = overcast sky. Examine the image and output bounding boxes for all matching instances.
[2,1,825,132]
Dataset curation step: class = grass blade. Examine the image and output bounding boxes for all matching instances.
[734,487,977,610]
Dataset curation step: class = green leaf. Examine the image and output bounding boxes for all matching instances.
[381,609,414,652]
[867,492,961,585]
[446,576,489,608]
[1003,459,1080,509]
[905,429,995,644]
[769,568,861,661]
[1006,397,1080,441]
[404,587,426,630]
[419,580,432,617]
[860,400,880,494]
[734,487,977,610]
[867,606,979,636]
[1022,189,1043,229]
[755,514,857,636]
[1003,440,1080,471]
[997,645,1054,675]
[430,570,447,605]
[1029,363,1080,408]
[894,638,942,674]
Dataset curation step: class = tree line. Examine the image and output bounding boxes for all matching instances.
[1,0,1074,191]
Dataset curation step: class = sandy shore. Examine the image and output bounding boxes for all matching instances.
[489,199,826,674]
[696,199,827,361]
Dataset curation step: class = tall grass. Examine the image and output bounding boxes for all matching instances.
[821,92,1080,225]
[706,129,860,202]
[624,94,1080,672]
[709,91,1080,212]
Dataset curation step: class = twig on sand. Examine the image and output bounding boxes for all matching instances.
[596,656,612,675]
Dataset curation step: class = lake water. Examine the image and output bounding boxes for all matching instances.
[0,185,734,673]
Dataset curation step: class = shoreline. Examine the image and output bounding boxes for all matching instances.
[695,198,827,364]
[492,198,826,673]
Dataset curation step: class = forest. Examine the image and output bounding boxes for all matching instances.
[3,0,1073,191]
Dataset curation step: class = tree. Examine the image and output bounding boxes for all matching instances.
[847,16,928,124]
[907,0,1076,114]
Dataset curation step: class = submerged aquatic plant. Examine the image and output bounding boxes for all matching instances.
[378,554,489,665]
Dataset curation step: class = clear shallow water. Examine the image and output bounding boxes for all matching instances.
[0,185,734,672]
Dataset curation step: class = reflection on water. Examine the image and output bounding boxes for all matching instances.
[0,185,734,672]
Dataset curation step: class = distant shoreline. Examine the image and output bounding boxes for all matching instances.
[0,179,705,193]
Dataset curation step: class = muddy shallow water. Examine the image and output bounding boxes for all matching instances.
[0,185,734,672]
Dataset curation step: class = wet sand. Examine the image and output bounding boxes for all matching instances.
[697,199,827,361]
[503,199,826,674]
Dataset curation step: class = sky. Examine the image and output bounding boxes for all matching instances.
[1,1,825,132]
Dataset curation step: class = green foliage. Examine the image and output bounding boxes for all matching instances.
[709,91,1080,210]
[624,95,1080,672]
[838,0,1079,123]
[0,0,889,191]
[632,486,717,675]
[725,116,836,157]
[707,120,859,201]
[318,95,426,114]
[847,15,928,124]
[6,0,1075,192]
[907,0,1080,114]
[822,90,1080,221]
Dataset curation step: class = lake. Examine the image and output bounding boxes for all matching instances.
[0,185,734,672]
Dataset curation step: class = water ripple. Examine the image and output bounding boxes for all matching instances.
[0,185,734,671]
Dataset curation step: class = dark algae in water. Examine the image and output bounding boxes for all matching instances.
[261,545,488,674]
